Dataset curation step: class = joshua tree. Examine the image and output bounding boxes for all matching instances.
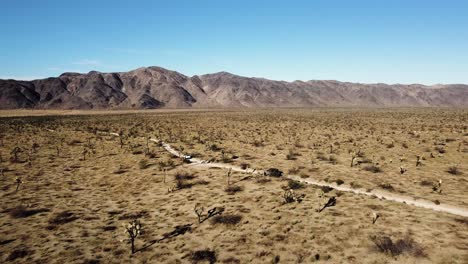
[416,156,422,167]
[27,151,32,168]
[119,131,125,148]
[81,148,89,161]
[125,219,142,254]
[194,203,205,223]
[433,179,442,193]
[10,147,22,163]
[400,167,407,174]
[226,168,232,186]
[350,153,356,167]
[372,212,380,224]
[283,189,305,204]
[31,142,39,153]
[193,204,224,223]
[15,177,22,191]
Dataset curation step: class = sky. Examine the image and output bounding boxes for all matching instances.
[1,0,467,84]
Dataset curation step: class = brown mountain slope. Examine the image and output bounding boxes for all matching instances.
[0,67,467,109]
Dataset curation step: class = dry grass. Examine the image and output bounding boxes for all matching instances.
[0,108,467,263]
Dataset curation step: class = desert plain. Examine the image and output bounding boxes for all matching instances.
[0,108,467,264]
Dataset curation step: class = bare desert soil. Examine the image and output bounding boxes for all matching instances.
[0,108,467,263]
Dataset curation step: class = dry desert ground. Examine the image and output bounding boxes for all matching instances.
[0,108,467,263]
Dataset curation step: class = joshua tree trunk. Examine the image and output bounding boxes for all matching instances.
[131,239,135,254]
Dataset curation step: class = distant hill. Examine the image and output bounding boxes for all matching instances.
[1,66,467,109]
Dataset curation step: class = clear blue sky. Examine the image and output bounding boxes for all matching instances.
[1,0,467,84]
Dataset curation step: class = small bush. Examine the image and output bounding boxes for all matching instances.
[435,146,446,154]
[447,165,461,175]
[288,179,304,189]
[138,159,149,169]
[286,149,297,160]
[288,167,300,174]
[420,180,433,186]
[335,179,344,185]
[191,249,217,264]
[350,181,362,189]
[264,168,283,177]
[240,163,249,170]
[321,186,334,193]
[175,171,197,181]
[225,185,243,194]
[363,165,382,173]
[371,235,426,257]
[379,183,394,191]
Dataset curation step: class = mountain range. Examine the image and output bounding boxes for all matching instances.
[1,66,467,109]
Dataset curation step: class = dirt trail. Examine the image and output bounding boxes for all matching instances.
[150,138,468,218]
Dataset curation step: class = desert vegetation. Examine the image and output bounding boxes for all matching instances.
[0,108,466,263]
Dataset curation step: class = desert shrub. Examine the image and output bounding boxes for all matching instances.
[225,185,243,194]
[379,183,394,191]
[286,149,297,160]
[211,214,242,225]
[283,189,305,203]
[252,140,264,147]
[138,159,149,169]
[447,165,461,175]
[288,167,300,174]
[175,171,196,180]
[221,153,232,163]
[68,139,83,146]
[208,144,221,151]
[328,155,338,164]
[363,165,382,173]
[335,179,344,185]
[359,157,373,164]
[264,168,283,177]
[420,180,432,186]
[191,249,217,264]
[175,171,197,187]
[113,165,128,174]
[371,235,426,257]
[321,186,334,193]
[240,163,249,170]
[288,179,304,189]
[7,205,49,218]
[350,181,362,189]
[316,153,328,161]
[435,146,446,154]
[256,176,271,184]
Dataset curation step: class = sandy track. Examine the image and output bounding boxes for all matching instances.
[149,138,468,218]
